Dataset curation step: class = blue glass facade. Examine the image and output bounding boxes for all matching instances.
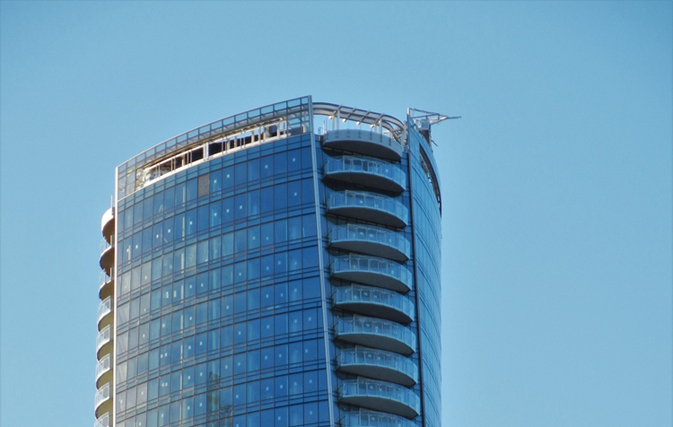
[96,97,443,427]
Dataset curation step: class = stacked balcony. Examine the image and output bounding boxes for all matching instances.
[324,155,406,194]
[337,347,418,387]
[339,379,421,419]
[95,207,115,427]
[321,126,420,423]
[328,224,410,263]
[335,315,416,356]
[327,191,408,228]
[331,254,412,294]
[341,409,417,427]
[322,129,403,162]
[333,284,414,324]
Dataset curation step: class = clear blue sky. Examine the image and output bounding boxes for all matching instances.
[1,2,671,426]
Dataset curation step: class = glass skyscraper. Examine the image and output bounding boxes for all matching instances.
[96,96,444,427]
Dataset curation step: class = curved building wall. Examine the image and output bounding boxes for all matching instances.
[113,132,331,427]
[407,119,443,427]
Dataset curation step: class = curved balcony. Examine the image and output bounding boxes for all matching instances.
[101,207,114,243]
[94,412,111,427]
[330,254,412,294]
[95,354,112,389]
[337,347,418,387]
[324,156,406,194]
[334,315,416,356]
[341,409,417,427]
[96,325,112,360]
[99,238,114,273]
[339,378,420,419]
[94,383,112,419]
[98,269,114,300]
[329,224,410,262]
[327,191,408,228]
[322,129,403,162]
[97,297,113,331]
[333,284,414,324]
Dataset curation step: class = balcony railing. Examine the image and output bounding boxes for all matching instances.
[333,284,414,324]
[327,191,408,228]
[331,254,412,293]
[341,409,417,427]
[329,224,410,262]
[99,237,112,254]
[94,412,110,427]
[339,378,421,419]
[324,155,406,193]
[96,325,112,355]
[334,315,416,355]
[337,347,418,387]
[97,297,112,324]
[99,238,114,273]
[322,129,403,161]
[94,383,111,410]
[95,354,111,381]
[98,269,114,289]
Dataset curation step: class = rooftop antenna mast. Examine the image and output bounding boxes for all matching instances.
[408,107,460,146]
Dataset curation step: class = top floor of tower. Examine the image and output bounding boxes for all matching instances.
[115,96,445,213]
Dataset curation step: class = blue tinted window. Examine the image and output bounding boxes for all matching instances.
[260,156,273,179]
[185,209,197,236]
[274,152,287,175]
[210,169,222,192]
[222,197,233,223]
[274,183,287,210]
[197,205,208,232]
[186,179,198,201]
[234,163,247,186]
[164,187,175,210]
[235,194,247,220]
[261,187,274,213]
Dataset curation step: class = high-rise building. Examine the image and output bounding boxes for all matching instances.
[96,96,444,427]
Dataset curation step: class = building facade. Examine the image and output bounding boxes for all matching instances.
[96,96,444,427]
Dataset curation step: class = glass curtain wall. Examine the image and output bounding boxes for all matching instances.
[114,133,330,427]
[407,119,443,427]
